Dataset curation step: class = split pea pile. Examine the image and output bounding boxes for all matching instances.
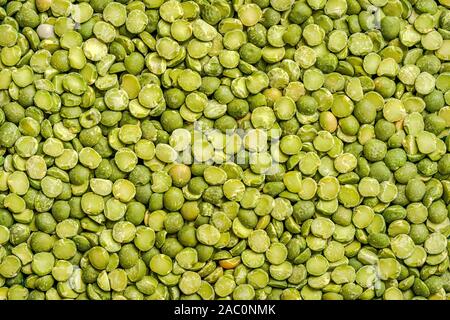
[0,0,450,300]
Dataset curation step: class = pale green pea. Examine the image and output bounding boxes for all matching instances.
[358,177,380,197]
[391,234,416,259]
[377,181,398,203]
[415,72,435,95]
[338,185,361,208]
[114,148,138,172]
[334,153,357,173]
[112,179,136,203]
[266,243,288,265]
[424,233,447,255]
[416,131,437,154]
[78,147,102,169]
[352,206,375,229]
[317,176,340,201]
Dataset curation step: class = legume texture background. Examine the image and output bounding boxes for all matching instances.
[0,0,449,301]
